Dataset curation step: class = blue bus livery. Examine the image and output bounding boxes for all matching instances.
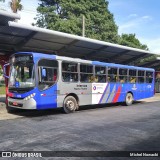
[6,52,155,113]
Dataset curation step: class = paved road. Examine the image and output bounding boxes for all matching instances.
[0,100,160,159]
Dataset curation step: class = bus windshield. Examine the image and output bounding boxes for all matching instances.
[9,63,35,89]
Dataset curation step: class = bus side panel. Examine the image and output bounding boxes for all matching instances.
[26,53,58,110]
[94,83,125,104]
[109,83,131,103]
[144,83,154,98]
[34,84,57,110]
[113,83,126,103]
[129,83,154,101]
[92,83,108,104]
[137,83,146,99]
[57,82,92,107]
[145,72,155,98]
[56,80,154,108]
[106,83,143,103]
[105,83,118,103]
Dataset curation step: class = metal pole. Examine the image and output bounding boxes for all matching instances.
[82,15,85,37]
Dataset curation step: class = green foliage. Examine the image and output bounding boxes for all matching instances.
[34,1,149,50]
[0,86,6,95]
[34,0,119,43]
[0,0,23,13]
[0,0,6,11]
[9,0,23,13]
[0,65,2,76]
[139,55,158,63]
[119,34,148,50]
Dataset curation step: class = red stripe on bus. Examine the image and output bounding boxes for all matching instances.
[112,86,121,103]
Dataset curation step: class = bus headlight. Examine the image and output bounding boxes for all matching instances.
[24,93,36,101]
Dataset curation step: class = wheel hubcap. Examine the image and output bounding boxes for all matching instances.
[127,95,132,103]
[66,100,74,110]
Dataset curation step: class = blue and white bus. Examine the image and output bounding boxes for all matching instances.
[6,52,155,113]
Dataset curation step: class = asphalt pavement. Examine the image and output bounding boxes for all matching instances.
[0,95,160,159]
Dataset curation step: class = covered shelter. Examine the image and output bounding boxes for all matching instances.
[137,57,160,70]
[0,10,160,69]
[0,10,20,66]
[1,10,160,94]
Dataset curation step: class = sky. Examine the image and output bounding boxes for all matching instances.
[0,0,38,24]
[0,0,160,53]
[108,0,160,53]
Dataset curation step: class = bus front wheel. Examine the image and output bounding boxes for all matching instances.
[125,93,133,106]
[63,96,78,113]
[6,105,17,113]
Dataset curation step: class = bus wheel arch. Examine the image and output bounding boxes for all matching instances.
[125,92,134,106]
[63,93,79,114]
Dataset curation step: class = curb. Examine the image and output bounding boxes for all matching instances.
[0,95,6,97]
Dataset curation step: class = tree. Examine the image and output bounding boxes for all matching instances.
[0,0,5,10]
[34,0,119,43]
[119,33,148,50]
[9,0,23,13]
[0,65,2,76]
[0,0,23,13]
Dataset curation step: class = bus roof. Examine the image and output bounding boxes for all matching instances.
[15,52,155,71]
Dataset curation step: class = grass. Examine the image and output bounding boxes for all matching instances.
[0,86,6,95]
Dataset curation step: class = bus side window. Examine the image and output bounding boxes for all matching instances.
[146,71,153,83]
[62,62,78,82]
[38,59,58,90]
[88,75,95,83]
[130,77,136,83]
[108,67,118,82]
[129,69,137,83]
[80,64,93,83]
[119,68,128,83]
[95,66,106,83]
[138,70,145,83]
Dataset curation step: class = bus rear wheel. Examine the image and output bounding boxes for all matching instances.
[125,93,133,106]
[63,96,78,113]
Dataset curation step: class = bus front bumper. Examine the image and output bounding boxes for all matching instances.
[8,97,36,109]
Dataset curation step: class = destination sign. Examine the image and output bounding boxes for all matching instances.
[10,54,33,63]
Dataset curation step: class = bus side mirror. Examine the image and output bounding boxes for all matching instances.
[39,67,47,83]
[3,63,10,79]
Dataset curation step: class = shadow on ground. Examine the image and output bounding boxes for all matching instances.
[0,96,5,103]
[3,101,142,118]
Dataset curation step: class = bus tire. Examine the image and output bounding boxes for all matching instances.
[63,96,78,114]
[125,92,133,106]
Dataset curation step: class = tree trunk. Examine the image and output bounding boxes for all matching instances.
[12,0,17,13]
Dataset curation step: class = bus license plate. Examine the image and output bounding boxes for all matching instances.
[13,102,18,106]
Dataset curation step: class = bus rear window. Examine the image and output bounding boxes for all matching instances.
[146,71,153,83]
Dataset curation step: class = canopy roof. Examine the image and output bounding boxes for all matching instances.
[0,10,20,25]
[0,11,160,69]
[137,57,160,70]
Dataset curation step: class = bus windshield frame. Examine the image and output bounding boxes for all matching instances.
[8,54,36,92]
